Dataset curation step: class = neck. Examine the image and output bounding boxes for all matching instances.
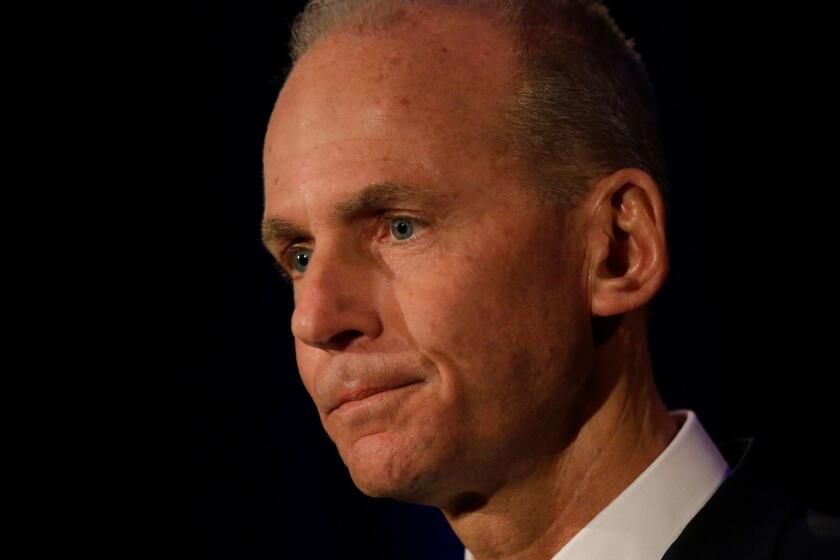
[442,312,679,560]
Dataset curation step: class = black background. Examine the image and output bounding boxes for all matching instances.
[134,1,840,558]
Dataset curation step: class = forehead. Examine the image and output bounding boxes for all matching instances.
[263,6,520,200]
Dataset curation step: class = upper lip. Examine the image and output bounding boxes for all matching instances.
[328,377,423,414]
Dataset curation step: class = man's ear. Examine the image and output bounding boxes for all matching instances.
[585,168,669,317]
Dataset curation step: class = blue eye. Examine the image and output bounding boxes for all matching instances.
[290,247,312,273]
[390,217,416,241]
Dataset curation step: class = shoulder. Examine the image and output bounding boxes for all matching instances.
[775,505,840,559]
[663,436,840,560]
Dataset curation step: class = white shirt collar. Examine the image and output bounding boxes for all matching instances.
[464,409,731,560]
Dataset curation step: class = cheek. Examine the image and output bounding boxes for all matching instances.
[393,231,532,355]
[391,237,535,410]
[390,222,585,414]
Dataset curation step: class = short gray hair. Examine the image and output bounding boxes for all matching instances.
[287,0,669,211]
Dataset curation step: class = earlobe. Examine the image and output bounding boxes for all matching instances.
[587,169,669,317]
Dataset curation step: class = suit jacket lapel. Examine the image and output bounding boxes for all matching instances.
[662,437,804,560]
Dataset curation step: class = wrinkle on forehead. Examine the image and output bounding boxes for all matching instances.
[275,137,439,190]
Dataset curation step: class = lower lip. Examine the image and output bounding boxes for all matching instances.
[333,381,423,415]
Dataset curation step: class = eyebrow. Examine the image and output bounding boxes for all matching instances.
[260,218,308,252]
[334,181,450,219]
[261,181,451,251]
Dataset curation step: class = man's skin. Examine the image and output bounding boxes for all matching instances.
[261,5,679,560]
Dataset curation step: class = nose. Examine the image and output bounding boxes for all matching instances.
[290,247,383,352]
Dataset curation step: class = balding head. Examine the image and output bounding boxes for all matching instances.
[268,3,519,180]
[284,0,669,211]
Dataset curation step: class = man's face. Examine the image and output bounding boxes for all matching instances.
[263,10,595,507]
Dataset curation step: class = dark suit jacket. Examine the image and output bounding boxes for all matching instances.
[662,436,840,559]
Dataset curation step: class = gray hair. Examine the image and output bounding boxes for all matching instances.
[287,0,669,211]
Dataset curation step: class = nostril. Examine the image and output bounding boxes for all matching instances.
[327,330,364,350]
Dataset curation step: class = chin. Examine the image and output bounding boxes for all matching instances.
[339,430,450,505]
